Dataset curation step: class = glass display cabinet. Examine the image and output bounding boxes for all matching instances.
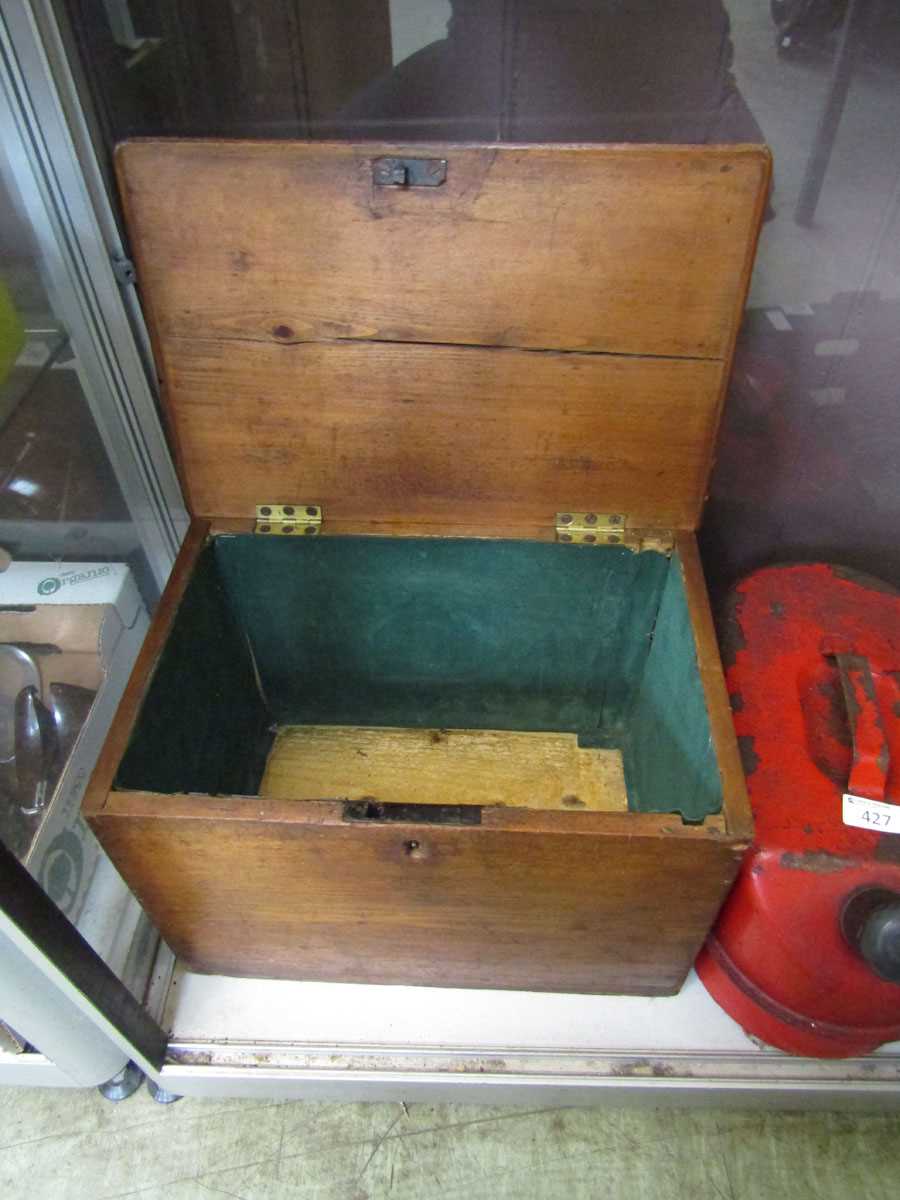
[1,0,898,1106]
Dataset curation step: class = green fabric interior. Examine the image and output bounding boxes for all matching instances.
[116,542,272,797]
[115,534,723,821]
[622,559,723,822]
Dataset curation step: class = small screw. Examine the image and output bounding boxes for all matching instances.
[304,525,317,535]
[608,534,621,544]
[609,514,622,524]
[283,505,295,516]
[282,524,294,534]
[259,524,271,533]
[584,513,598,526]
[260,506,272,516]
[584,533,596,544]
[306,506,318,517]
[559,513,573,525]
[559,533,573,542]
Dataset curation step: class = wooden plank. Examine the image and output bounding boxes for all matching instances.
[89,808,744,993]
[118,140,768,359]
[82,519,210,818]
[163,339,723,526]
[676,532,754,841]
[117,140,769,528]
[95,789,735,840]
[208,516,678,543]
[260,725,628,812]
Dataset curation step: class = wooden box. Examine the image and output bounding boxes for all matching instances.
[85,140,769,994]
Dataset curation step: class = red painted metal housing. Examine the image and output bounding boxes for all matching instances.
[696,563,900,1057]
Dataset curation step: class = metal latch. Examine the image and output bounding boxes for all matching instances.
[343,800,481,826]
[373,157,447,187]
[254,504,322,536]
[555,512,627,546]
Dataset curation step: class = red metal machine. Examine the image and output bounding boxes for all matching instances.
[697,563,900,1057]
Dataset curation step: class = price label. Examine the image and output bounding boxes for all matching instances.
[843,793,900,834]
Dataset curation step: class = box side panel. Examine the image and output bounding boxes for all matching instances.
[84,521,208,817]
[114,544,272,796]
[624,552,724,820]
[88,812,743,994]
[675,534,753,839]
[213,534,669,737]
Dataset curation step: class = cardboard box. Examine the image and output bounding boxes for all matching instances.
[1,561,148,921]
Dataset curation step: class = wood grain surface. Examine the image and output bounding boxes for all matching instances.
[83,519,210,817]
[84,142,765,993]
[83,525,750,993]
[260,724,628,812]
[90,803,745,993]
[162,338,723,526]
[118,140,767,358]
[117,139,770,527]
[675,532,754,839]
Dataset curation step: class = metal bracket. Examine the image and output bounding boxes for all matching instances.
[555,512,627,546]
[111,255,136,286]
[373,157,447,187]
[254,504,322,536]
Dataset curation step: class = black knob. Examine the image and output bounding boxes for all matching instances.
[841,889,900,985]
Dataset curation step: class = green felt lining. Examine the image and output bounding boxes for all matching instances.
[115,534,723,821]
[115,542,273,797]
[622,554,722,821]
[213,535,669,734]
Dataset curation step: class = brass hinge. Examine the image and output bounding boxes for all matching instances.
[254,504,322,535]
[555,512,674,554]
[555,512,628,546]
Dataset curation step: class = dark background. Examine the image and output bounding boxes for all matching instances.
[57,0,900,603]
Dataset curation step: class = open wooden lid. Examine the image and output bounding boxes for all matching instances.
[118,140,769,531]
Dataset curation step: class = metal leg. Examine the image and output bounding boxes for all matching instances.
[146,1077,183,1105]
[98,1060,144,1102]
[795,0,870,226]
[0,841,167,1085]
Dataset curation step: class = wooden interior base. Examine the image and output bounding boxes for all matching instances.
[259,725,629,813]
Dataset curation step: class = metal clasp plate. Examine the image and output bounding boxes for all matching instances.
[373,157,448,187]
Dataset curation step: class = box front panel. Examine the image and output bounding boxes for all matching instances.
[90,810,744,994]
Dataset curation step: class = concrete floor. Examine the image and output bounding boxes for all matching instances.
[2,1083,900,1199]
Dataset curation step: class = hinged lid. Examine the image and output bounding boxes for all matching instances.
[118,139,770,531]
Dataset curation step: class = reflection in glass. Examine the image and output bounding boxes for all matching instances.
[55,1,900,595]
[0,162,135,567]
